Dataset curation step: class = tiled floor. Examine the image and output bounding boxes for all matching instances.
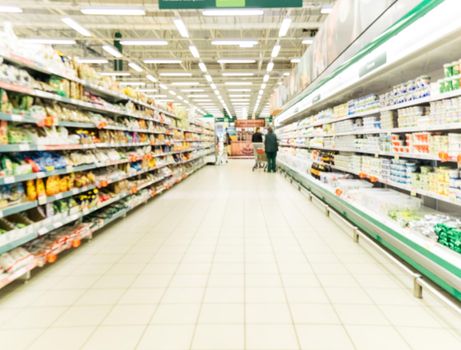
[0,160,460,350]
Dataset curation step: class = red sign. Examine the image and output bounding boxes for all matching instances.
[235,119,265,128]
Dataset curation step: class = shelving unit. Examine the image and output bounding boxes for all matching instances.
[0,49,215,289]
[275,7,461,301]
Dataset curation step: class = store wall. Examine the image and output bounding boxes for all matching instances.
[272,0,422,112]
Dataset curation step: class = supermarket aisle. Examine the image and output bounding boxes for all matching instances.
[0,160,460,350]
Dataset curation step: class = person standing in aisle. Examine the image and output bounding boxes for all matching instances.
[224,129,231,157]
[264,127,278,173]
[251,127,263,143]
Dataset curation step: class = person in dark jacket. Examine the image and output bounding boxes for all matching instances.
[264,127,278,173]
[251,127,263,143]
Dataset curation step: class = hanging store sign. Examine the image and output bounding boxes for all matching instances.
[235,119,265,128]
[159,0,302,9]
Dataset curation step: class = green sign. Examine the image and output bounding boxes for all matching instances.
[203,113,214,118]
[359,52,387,77]
[215,117,225,122]
[159,0,302,9]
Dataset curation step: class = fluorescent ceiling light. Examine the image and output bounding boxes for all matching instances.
[211,40,258,47]
[177,96,184,101]
[188,95,209,98]
[120,39,167,46]
[22,38,76,45]
[159,84,168,89]
[0,6,22,13]
[119,81,145,86]
[202,9,263,16]
[231,99,250,102]
[143,59,181,64]
[210,84,217,90]
[138,88,158,92]
[194,99,213,102]
[302,38,314,45]
[266,62,274,72]
[229,94,249,98]
[277,81,283,85]
[171,82,200,86]
[189,45,200,58]
[102,45,122,58]
[271,45,281,58]
[204,75,212,82]
[321,6,333,14]
[159,72,192,77]
[128,62,143,72]
[151,95,168,98]
[291,58,301,63]
[263,74,269,82]
[222,72,254,77]
[258,90,264,96]
[225,82,252,86]
[283,72,290,76]
[218,59,256,64]
[99,71,130,76]
[80,6,145,16]
[77,58,108,64]
[174,18,189,38]
[182,88,205,92]
[228,88,251,92]
[146,74,157,83]
[261,83,267,89]
[279,18,292,37]
[169,90,177,95]
[62,17,92,37]
[198,63,207,72]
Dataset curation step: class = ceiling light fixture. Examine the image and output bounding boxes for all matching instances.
[217,59,256,64]
[279,18,292,37]
[211,40,258,47]
[102,45,122,58]
[198,63,207,72]
[138,88,158,92]
[225,82,252,86]
[80,6,145,16]
[159,84,168,89]
[229,94,249,98]
[222,72,254,77]
[266,62,274,72]
[99,71,130,76]
[261,83,267,89]
[283,72,290,76]
[302,38,314,45]
[321,6,333,14]
[173,18,189,38]
[0,5,22,13]
[150,95,168,98]
[182,88,205,92]
[271,45,281,58]
[22,38,76,45]
[171,82,200,86]
[290,58,301,63]
[128,62,143,72]
[146,74,158,83]
[188,95,209,98]
[62,17,92,37]
[210,84,217,90]
[168,90,177,95]
[120,39,167,46]
[263,74,269,82]
[204,75,212,82]
[77,58,108,64]
[159,72,192,77]
[228,88,251,92]
[202,9,263,16]
[143,59,182,64]
[189,45,200,58]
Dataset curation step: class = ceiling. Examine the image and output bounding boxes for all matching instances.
[0,0,335,118]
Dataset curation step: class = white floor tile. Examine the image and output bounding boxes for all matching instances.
[151,303,201,324]
[81,325,145,350]
[246,324,299,350]
[29,326,94,350]
[291,303,340,324]
[137,324,195,350]
[199,303,244,324]
[345,325,411,350]
[246,303,292,324]
[192,324,244,349]
[296,324,355,350]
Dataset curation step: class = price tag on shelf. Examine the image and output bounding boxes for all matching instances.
[38,195,47,205]
[55,193,63,200]
[410,190,417,197]
[38,227,48,236]
[66,165,73,172]
[19,144,30,151]
[394,154,399,160]
[11,114,24,122]
[53,222,62,229]
[72,189,79,194]
[37,172,45,178]
[3,176,15,184]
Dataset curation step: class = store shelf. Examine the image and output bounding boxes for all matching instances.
[278,159,461,300]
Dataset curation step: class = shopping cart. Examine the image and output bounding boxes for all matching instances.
[252,143,267,171]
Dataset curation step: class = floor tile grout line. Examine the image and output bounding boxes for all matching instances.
[274,173,360,350]
[132,185,218,350]
[76,200,190,349]
[283,177,461,339]
[257,182,303,350]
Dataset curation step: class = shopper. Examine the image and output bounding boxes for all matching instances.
[264,127,278,173]
[251,127,263,143]
[224,130,231,156]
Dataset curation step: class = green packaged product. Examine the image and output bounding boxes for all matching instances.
[434,223,461,254]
